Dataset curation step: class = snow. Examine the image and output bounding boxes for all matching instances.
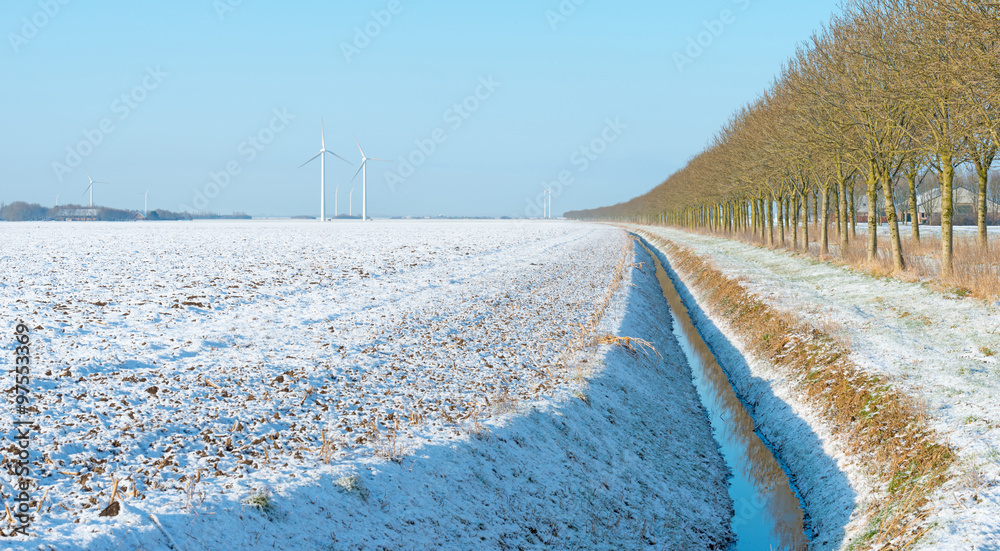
[0,220,732,550]
[634,224,1000,550]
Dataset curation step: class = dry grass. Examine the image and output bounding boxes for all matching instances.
[372,430,406,464]
[642,233,954,551]
[596,335,660,359]
[708,224,1000,300]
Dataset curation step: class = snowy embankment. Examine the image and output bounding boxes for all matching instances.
[1,220,731,550]
[634,224,1000,550]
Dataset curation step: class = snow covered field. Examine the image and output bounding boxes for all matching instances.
[0,220,733,550]
[636,225,1000,550]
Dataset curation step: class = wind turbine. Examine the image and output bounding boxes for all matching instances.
[138,189,149,217]
[351,137,390,221]
[55,194,60,207]
[300,120,351,221]
[334,186,339,218]
[82,169,109,208]
[349,188,355,217]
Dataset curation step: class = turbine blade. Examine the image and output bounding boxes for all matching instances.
[321,119,326,149]
[85,168,93,181]
[351,161,365,182]
[354,136,366,158]
[299,152,322,168]
[323,150,352,165]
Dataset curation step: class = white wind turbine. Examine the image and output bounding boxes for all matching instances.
[82,169,109,208]
[349,188,355,217]
[351,137,390,222]
[300,120,351,221]
[138,189,150,217]
[334,186,339,218]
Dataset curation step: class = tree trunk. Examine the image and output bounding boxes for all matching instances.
[813,191,819,233]
[907,171,920,242]
[834,183,842,241]
[766,194,775,246]
[839,175,850,248]
[779,195,785,246]
[758,199,764,238]
[866,168,878,263]
[977,163,989,246]
[940,156,955,279]
[801,190,810,253]
[792,194,800,250]
[881,170,906,271]
[821,183,831,255]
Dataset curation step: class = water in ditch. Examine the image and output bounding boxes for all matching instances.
[641,242,809,551]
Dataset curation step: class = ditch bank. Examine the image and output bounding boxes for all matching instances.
[633,228,954,550]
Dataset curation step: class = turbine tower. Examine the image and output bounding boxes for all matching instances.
[351,136,390,222]
[138,189,150,217]
[349,188,355,217]
[82,169,109,208]
[300,120,351,221]
[334,186,339,218]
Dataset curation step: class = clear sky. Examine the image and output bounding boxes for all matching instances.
[1,0,840,218]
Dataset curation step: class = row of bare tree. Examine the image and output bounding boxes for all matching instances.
[568,0,1000,278]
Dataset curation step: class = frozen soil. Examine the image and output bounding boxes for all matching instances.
[1,220,731,550]
[634,224,1000,551]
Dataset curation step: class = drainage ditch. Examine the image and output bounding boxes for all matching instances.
[641,241,809,550]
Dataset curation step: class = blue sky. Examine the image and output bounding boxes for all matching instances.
[1,0,840,218]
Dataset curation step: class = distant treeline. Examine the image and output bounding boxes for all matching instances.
[0,202,251,222]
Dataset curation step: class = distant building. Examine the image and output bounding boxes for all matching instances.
[854,188,999,225]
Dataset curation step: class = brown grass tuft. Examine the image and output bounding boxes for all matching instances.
[596,335,661,359]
